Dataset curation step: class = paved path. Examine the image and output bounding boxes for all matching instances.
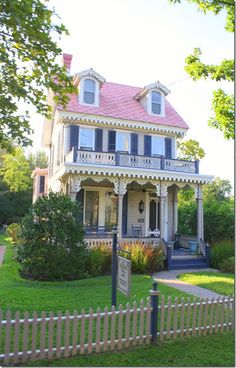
[0,246,5,265]
[152,268,224,299]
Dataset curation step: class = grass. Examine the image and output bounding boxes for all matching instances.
[178,271,234,296]
[26,331,235,367]
[0,234,193,314]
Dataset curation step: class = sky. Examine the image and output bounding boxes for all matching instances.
[31,0,234,187]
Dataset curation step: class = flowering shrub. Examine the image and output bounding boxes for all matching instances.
[88,244,112,276]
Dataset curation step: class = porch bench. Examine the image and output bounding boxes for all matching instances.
[175,234,198,252]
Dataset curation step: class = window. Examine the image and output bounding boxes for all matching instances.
[116,132,130,152]
[79,127,94,150]
[152,136,165,156]
[105,193,117,229]
[85,191,99,227]
[151,91,162,115]
[83,79,96,104]
[39,176,45,194]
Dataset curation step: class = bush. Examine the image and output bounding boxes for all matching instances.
[219,257,234,273]
[16,192,89,281]
[6,223,21,243]
[88,244,112,276]
[121,242,165,274]
[210,240,235,269]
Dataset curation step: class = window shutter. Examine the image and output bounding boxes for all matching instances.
[69,125,79,152]
[108,131,116,152]
[39,176,45,194]
[144,135,151,156]
[76,189,84,224]
[165,138,172,158]
[131,133,138,155]
[95,128,103,151]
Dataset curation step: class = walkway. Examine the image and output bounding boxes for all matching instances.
[0,246,5,265]
[152,268,224,299]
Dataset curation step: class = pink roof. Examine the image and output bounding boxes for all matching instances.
[59,82,189,130]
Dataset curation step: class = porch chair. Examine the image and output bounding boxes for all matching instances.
[131,225,142,238]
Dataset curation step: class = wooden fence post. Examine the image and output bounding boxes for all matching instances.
[150,282,159,344]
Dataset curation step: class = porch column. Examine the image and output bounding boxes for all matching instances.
[118,194,124,239]
[197,184,204,242]
[157,183,167,240]
[173,186,178,235]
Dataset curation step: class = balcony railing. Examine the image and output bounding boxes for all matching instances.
[65,148,199,174]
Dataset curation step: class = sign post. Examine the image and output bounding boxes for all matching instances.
[111,228,118,307]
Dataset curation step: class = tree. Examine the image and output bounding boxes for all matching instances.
[1,147,32,191]
[0,0,76,149]
[17,192,89,281]
[169,0,234,139]
[177,138,205,161]
[203,177,232,201]
[28,150,48,170]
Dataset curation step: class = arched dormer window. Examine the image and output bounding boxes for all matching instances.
[151,91,162,115]
[84,78,96,104]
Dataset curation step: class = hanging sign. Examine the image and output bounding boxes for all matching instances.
[117,255,131,297]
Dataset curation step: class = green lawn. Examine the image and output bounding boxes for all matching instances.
[178,271,234,296]
[26,331,234,367]
[0,235,193,314]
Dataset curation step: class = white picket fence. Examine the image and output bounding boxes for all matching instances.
[0,296,234,365]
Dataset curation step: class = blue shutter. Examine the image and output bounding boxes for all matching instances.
[69,125,79,152]
[165,138,172,158]
[39,176,45,194]
[131,133,138,155]
[108,131,116,152]
[95,128,103,151]
[144,135,151,156]
[76,189,84,225]
[122,192,128,236]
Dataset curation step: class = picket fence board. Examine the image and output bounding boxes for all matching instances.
[0,296,234,364]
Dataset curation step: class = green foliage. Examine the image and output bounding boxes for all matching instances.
[169,1,234,139]
[210,240,234,269]
[6,222,21,243]
[28,150,48,170]
[208,89,234,139]
[177,139,205,161]
[178,200,197,235]
[122,242,165,273]
[1,147,32,191]
[16,192,89,281]
[0,0,76,148]
[203,177,232,201]
[219,256,234,273]
[87,244,112,276]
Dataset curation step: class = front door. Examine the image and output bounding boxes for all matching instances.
[85,190,99,228]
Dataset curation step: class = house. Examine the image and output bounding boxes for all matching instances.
[41,53,212,264]
[32,167,48,203]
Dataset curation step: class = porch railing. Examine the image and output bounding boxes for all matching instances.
[65,148,200,174]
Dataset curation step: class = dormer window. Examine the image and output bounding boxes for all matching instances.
[151,91,162,115]
[84,79,96,104]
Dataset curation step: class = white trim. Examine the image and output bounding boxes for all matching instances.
[148,90,166,117]
[56,111,187,137]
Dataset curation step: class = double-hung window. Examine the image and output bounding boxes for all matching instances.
[151,91,162,115]
[116,132,130,153]
[79,127,94,150]
[83,79,96,104]
[152,136,165,156]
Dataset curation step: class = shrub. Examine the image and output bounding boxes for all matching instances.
[219,257,234,273]
[6,223,21,243]
[121,242,165,274]
[16,192,89,281]
[88,244,112,276]
[210,240,235,269]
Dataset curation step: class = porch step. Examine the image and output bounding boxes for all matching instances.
[169,257,208,270]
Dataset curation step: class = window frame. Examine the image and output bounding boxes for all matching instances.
[148,89,165,117]
[151,135,165,156]
[79,126,95,151]
[116,131,131,153]
[79,77,99,106]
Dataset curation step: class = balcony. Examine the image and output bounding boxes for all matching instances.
[65,148,199,174]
